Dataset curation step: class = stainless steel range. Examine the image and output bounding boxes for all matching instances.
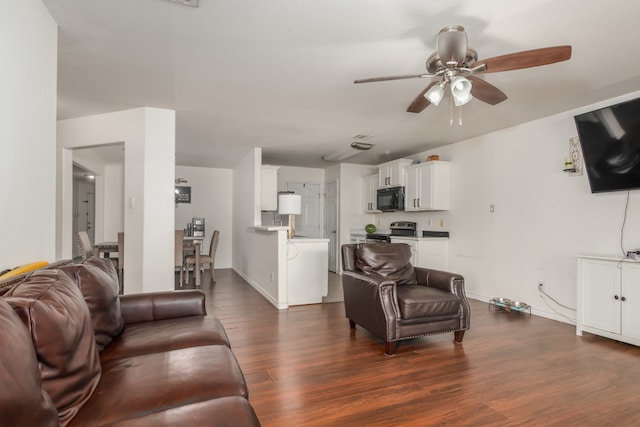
[366,221,416,243]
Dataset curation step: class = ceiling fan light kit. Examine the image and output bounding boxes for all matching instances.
[451,76,473,106]
[355,25,572,120]
[424,84,445,106]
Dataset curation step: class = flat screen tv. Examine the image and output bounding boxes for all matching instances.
[574,97,640,193]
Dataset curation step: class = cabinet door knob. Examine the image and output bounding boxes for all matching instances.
[614,295,620,300]
[621,296,626,302]
[417,198,420,207]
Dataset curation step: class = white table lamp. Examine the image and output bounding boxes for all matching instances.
[279,194,302,239]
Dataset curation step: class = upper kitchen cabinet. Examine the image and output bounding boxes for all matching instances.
[378,159,412,188]
[362,174,380,213]
[405,161,450,211]
[261,165,279,211]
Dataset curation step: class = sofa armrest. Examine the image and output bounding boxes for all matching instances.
[119,289,207,324]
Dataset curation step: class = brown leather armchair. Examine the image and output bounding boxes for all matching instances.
[341,243,470,355]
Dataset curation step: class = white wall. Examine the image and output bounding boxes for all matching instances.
[339,163,379,245]
[377,91,640,324]
[175,165,233,268]
[0,1,57,268]
[57,108,176,293]
[324,163,378,273]
[103,163,125,240]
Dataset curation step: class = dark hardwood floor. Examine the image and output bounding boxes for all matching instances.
[186,268,640,426]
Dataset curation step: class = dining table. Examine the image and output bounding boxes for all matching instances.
[94,241,118,259]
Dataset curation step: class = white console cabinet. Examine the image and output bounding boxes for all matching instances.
[362,174,380,213]
[404,161,450,211]
[577,256,640,346]
[350,233,366,244]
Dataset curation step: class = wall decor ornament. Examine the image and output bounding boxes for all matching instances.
[564,136,584,176]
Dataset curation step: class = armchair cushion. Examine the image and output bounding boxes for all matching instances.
[356,243,416,285]
[396,285,461,320]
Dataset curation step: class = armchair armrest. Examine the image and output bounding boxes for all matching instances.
[342,271,401,340]
[414,267,470,330]
[414,267,465,295]
[119,289,207,324]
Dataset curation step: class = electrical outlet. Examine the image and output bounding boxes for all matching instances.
[538,282,544,290]
[439,218,445,228]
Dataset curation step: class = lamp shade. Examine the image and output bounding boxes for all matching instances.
[451,76,473,106]
[424,84,444,106]
[279,194,302,215]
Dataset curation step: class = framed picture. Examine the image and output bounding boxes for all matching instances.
[175,186,191,203]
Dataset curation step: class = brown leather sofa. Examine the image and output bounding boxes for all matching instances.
[341,243,470,355]
[0,257,260,426]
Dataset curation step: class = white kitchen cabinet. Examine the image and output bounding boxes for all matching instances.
[405,161,450,211]
[390,237,449,271]
[577,256,640,346]
[350,233,366,244]
[362,174,380,213]
[378,159,412,188]
[261,165,279,211]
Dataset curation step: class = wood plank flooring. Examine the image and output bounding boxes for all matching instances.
[192,268,640,426]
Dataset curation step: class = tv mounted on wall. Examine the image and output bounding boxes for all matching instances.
[574,97,640,193]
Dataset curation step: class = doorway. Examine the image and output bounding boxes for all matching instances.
[72,163,96,259]
[324,181,338,273]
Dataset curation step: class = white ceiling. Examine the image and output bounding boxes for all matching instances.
[43,0,640,168]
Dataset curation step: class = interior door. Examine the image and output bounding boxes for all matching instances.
[287,182,321,238]
[325,181,338,272]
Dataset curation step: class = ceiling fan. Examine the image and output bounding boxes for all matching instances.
[354,25,572,114]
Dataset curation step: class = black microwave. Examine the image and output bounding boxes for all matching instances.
[377,186,404,212]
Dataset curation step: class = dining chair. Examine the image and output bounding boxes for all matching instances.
[76,231,94,261]
[175,229,186,286]
[117,232,124,294]
[185,230,219,283]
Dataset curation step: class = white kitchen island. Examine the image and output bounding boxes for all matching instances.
[287,237,330,305]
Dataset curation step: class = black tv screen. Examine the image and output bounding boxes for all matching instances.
[574,97,640,193]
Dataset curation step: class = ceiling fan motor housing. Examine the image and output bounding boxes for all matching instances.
[438,25,468,67]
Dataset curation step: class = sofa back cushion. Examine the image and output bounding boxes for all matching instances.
[4,269,101,426]
[356,243,417,285]
[0,298,59,427]
[61,257,124,350]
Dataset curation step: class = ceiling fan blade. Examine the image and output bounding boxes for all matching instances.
[354,73,429,84]
[472,45,572,73]
[467,76,507,105]
[406,81,439,113]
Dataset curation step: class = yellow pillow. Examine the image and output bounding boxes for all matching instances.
[0,261,49,280]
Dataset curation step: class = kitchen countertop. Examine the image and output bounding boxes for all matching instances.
[288,237,330,243]
[390,236,449,241]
